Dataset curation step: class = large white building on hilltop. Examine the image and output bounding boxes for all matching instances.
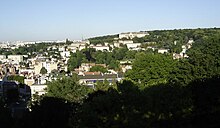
[119,31,149,39]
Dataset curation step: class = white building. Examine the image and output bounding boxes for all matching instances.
[58,46,66,52]
[69,43,81,48]
[30,84,47,96]
[119,32,149,39]
[24,79,35,86]
[0,55,6,60]
[126,43,141,50]
[34,61,58,74]
[79,44,87,51]
[92,46,109,52]
[158,49,169,54]
[67,45,78,52]
[8,55,24,63]
[118,40,133,45]
[60,51,71,58]
[114,42,120,48]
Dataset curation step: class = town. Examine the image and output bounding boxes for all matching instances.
[0,31,194,100]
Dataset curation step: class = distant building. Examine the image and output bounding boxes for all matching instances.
[79,44,86,51]
[91,45,110,52]
[30,84,47,96]
[78,63,106,73]
[8,55,24,63]
[114,42,120,48]
[34,61,58,74]
[173,53,182,60]
[60,51,71,58]
[126,43,141,50]
[24,79,35,86]
[0,55,6,60]
[119,32,149,39]
[118,40,134,45]
[78,73,123,87]
[158,49,169,54]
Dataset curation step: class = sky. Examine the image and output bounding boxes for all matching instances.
[0,0,220,41]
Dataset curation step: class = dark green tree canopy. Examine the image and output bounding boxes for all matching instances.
[40,67,47,75]
[90,65,108,73]
[126,52,175,86]
[46,76,92,102]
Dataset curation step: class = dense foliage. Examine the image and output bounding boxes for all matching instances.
[46,75,92,102]
[67,46,129,71]
[89,34,118,45]
[126,53,174,86]
[89,65,108,73]
[11,77,220,128]
[7,75,25,84]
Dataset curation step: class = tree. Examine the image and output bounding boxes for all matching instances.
[94,79,113,91]
[19,97,73,128]
[187,34,220,79]
[77,80,192,128]
[125,52,175,86]
[7,75,25,84]
[67,50,87,71]
[46,76,92,102]
[113,46,128,60]
[0,98,12,128]
[90,65,108,73]
[40,67,47,75]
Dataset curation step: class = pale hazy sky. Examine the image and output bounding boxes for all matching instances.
[0,0,220,41]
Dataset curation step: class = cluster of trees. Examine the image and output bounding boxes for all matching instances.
[0,99,12,128]
[67,45,135,71]
[90,65,108,73]
[7,75,25,84]
[5,76,220,128]
[133,28,220,53]
[126,31,220,87]
[88,34,118,45]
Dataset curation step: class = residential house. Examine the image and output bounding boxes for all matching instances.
[30,84,47,96]
[158,49,169,54]
[8,55,24,64]
[118,40,133,45]
[24,79,35,86]
[60,51,71,58]
[126,43,141,50]
[34,61,58,74]
[78,63,106,73]
[78,72,123,87]
[91,45,109,52]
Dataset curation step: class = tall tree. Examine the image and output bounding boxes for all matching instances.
[126,52,175,86]
[40,67,47,75]
[46,76,92,102]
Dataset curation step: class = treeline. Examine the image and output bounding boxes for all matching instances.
[88,34,118,45]
[88,28,220,54]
